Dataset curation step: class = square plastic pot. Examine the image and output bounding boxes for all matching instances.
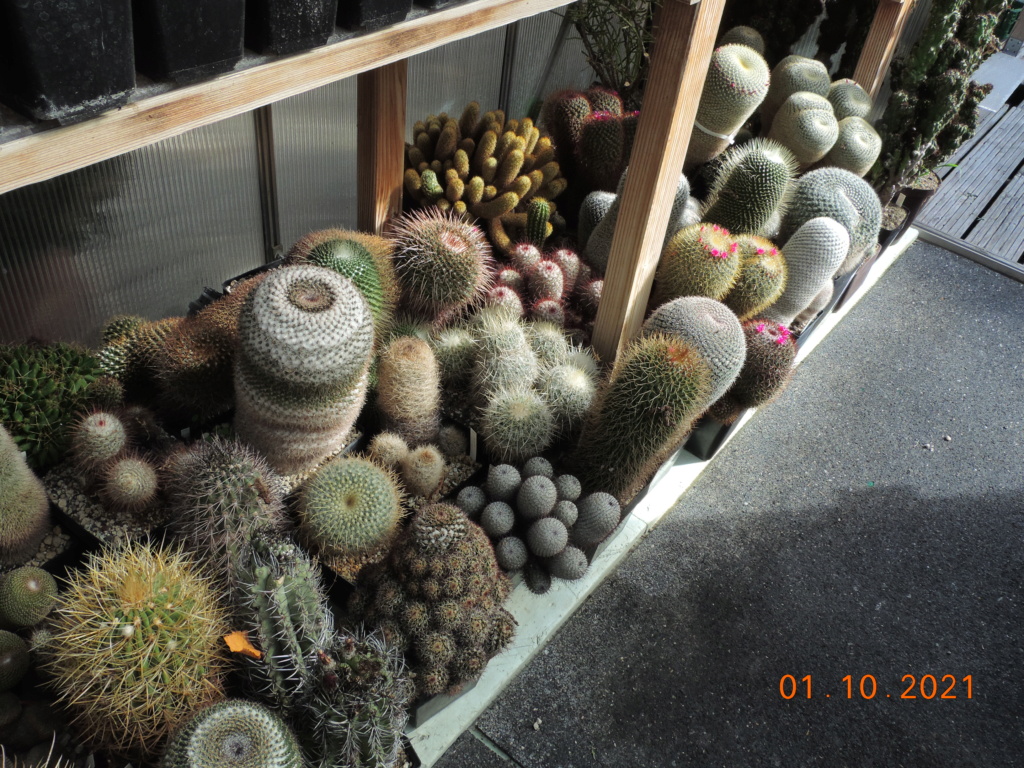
[339,0,413,30]
[0,0,135,124]
[132,0,245,83]
[245,0,339,55]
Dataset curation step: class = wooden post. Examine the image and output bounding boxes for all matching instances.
[852,0,916,99]
[357,60,408,235]
[590,0,727,363]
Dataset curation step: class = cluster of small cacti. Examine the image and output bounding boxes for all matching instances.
[403,102,566,254]
[368,431,448,501]
[348,502,516,697]
[455,458,622,594]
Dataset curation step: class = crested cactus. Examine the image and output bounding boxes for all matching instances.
[700,138,798,237]
[376,336,441,446]
[780,167,882,276]
[0,424,50,566]
[160,700,303,768]
[298,456,404,571]
[722,235,788,321]
[684,44,770,171]
[760,56,831,133]
[766,92,840,170]
[0,566,58,627]
[41,542,229,760]
[570,333,715,505]
[388,208,494,323]
[710,319,797,424]
[640,296,747,404]
[653,223,742,305]
[349,502,514,697]
[822,117,882,178]
[828,78,872,120]
[234,265,374,475]
[761,217,851,327]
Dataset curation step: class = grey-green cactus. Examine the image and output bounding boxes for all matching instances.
[0,424,50,567]
[701,138,797,238]
[479,388,555,464]
[827,78,872,120]
[822,117,882,178]
[0,566,58,627]
[766,92,839,169]
[760,56,831,133]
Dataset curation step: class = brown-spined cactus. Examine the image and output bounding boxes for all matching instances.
[0,424,50,567]
[759,56,832,134]
[349,502,515,697]
[653,223,742,306]
[766,92,839,170]
[684,44,770,172]
[234,265,374,475]
[722,235,788,321]
[709,319,797,424]
[376,336,441,446]
[398,444,446,499]
[404,102,566,254]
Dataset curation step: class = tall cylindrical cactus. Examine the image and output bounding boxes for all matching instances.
[0,424,50,566]
[759,55,831,133]
[766,92,839,170]
[376,336,441,446]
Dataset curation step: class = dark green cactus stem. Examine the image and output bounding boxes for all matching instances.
[526,198,551,248]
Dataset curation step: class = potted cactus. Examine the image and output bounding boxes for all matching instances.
[0,0,134,123]
[132,0,246,83]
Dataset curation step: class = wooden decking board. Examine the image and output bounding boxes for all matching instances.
[935,106,1008,181]
[965,169,1024,261]
[917,106,1024,235]
[919,224,1024,280]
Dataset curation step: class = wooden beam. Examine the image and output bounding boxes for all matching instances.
[358,61,407,235]
[852,0,916,99]
[0,0,573,196]
[591,0,727,363]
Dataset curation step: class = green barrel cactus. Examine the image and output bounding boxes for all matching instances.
[722,235,788,321]
[653,223,742,305]
[765,92,839,169]
[822,117,882,178]
[97,453,159,514]
[0,566,58,627]
[0,424,50,567]
[760,55,832,132]
[160,700,303,768]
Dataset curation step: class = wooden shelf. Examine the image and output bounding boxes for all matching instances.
[0,0,572,196]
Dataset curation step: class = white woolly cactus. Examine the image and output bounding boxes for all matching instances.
[760,55,831,132]
[827,78,872,120]
[822,116,882,177]
[766,92,839,169]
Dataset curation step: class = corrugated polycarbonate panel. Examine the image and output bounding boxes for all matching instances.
[507,10,596,119]
[272,78,359,251]
[0,115,264,347]
[406,27,508,137]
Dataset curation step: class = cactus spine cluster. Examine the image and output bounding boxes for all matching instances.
[41,542,229,759]
[234,265,374,475]
[700,138,797,237]
[653,223,742,306]
[376,336,441,446]
[0,424,50,566]
[759,56,831,133]
[710,319,797,424]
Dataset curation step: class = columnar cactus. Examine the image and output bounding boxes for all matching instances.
[653,223,742,305]
[722,235,788,321]
[761,217,850,327]
[0,424,50,566]
[376,336,441,446]
[759,56,831,133]
[765,92,840,170]
[234,265,374,475]
[828,78,872,120]
[684,44,770,171]
[710,319,797,424]
[822,117,883,178]
[700,138,797,237]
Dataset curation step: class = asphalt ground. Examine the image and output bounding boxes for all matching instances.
[435,241,1024,767]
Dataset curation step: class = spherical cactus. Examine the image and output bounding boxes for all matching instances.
[723,235,788,321]
[641,296,747,403]
[0,566,58,627]
[766,92,839,169]
[0,424,50,566]
[160,700,302,768]
[760,55,831,132]
[455,485,488,519]
[761,217,850,327]
[509,242,543,274]
[0,630,29,692]
[780,167,882,275]
[97,453,159,514]
[653,223,742,305]
[389,208,494,321]
[529,298,566,326]
[485,464,522,503]
[41,542,229,759]
[546,545,589,580]
[399,445,446,499]
[367,431,410,468]
[483,285,526,319]
[570,334,715,504]
[719,25,765,55]
[573,492,622,548]
[526,517,568,558]
[684,44,771,171]
[827,78,872,121]
[551,499,579,528]
[527,260,566,302]
[554,473,582,502]
[710,319,797,424]
[479,388,556,464]
[430,326,477,389]
[437,423,469,456]
[821,116,882,178]
[480,502,515,538]
[516,475,558,521]
[536,362,598,437]
[70,410,127,473]
[495,536,528,571]
[377,336,441,447]
[700,138,798,237]
[298,456,404,567]
[522,456,554,479]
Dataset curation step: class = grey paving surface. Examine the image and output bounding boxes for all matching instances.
[435,242,1024,768]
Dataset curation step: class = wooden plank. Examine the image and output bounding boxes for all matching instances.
[0,0,573,196]
[935,105,1008,181]
[852,0,916,99]
[918,224,1024,283]
[358,61,407,235]
[917,107,1024,236]
[965,170,1024,261]
[591,0,728,363]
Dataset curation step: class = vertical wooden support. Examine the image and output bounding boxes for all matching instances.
[590,0,726,363]
[852,0,916,99]
[357,60,408,235]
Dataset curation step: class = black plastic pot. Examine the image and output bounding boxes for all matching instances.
[132,0,245,83]
[339,0,412,30]
[899,180,940,231]
[0,0,135,124]
[245,0,339,55]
